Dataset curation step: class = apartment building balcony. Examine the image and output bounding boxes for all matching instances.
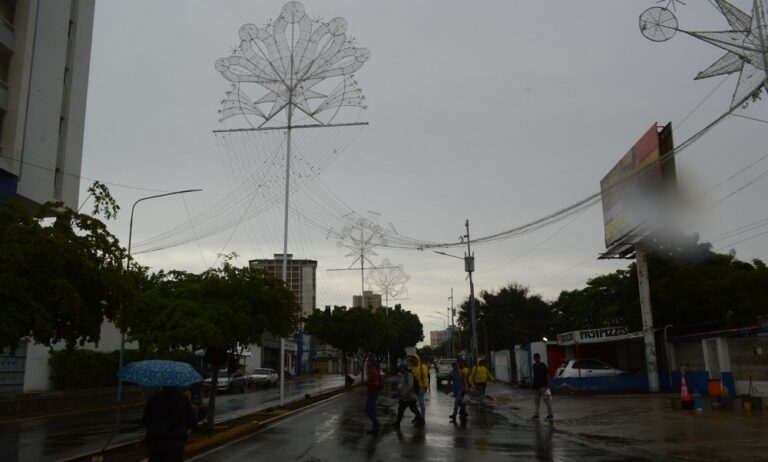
[0,15,13,54]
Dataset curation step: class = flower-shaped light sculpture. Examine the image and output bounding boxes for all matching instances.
[215,1,370,128]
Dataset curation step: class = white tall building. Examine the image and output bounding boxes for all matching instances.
[0,0,95,393]
[0,0,95,211]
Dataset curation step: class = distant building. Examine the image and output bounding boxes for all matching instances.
[249,254,318,375]
[353,290,381,309]
[0,0,95,211]
[430,328,451,347]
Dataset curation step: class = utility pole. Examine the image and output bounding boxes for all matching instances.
[463,219,479,367]
[448,288,455,358]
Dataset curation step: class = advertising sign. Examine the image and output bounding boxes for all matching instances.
[600,123,675,254]
[556,326,640,346]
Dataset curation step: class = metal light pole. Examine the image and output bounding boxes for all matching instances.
[117,189,202,420]
[213,2,371,407]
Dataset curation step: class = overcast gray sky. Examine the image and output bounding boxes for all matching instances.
[81,1,768,339]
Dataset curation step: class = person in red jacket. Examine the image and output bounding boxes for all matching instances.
[364,355,381,435]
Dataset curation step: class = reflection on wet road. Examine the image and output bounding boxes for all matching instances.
[190,380,662,462]
[0,375,345,462]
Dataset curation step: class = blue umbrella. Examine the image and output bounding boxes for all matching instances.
[117,360,202,387]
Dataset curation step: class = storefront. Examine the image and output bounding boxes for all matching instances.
[551,326,658,392]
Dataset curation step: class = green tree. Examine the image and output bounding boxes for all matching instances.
[457,284,555,353]
[131,262,298,429]
[553,270,640,331]
[305,304,423,376]
[552,233,768,333]
[380,304,423,369]
[305,306,376,382]
[0,192,128,350]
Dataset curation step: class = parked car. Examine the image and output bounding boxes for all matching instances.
[248,368,278,387]
[203,370,248,393]
[436,359,454,383]
[555,359,627,378]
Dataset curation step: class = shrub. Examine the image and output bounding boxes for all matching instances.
[49,348,196,390]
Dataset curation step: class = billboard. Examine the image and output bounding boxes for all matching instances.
[600,123,675,255]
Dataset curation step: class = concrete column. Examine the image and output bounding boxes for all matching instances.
[636,247,659,392]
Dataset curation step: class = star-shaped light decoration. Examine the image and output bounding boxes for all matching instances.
[657,0,686,13]
[215,1,370,127]
[689,0,768,109]
[641,0,768,110]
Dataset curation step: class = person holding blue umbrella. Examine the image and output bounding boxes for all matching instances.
[118,360,201,461]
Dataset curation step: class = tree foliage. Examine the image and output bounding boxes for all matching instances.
[381,304,424,364]
[304,303,423,374]
[131,263,299,353]
[553,234,768,331]
[452,234,768,348]
[131,261,299,428]
[0,194,128,350]
[457,284,555,353]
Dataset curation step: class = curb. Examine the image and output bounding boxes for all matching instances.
[185,391,348,456]
[57,384,356,462]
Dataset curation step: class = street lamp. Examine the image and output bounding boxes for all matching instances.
[117,189,202,409]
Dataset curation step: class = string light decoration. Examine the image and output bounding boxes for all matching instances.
[214,1,370,405]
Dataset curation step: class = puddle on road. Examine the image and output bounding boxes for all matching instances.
[577,432,646,446]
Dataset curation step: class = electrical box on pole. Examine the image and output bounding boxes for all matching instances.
[464,255,474,273]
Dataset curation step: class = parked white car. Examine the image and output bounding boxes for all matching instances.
[203,370,248,393]
[248,368,279,387]
[555,359,627,378]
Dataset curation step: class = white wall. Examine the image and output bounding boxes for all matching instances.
[22,319,137,393]
[514,345,529,385]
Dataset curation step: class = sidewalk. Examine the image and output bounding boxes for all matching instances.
[0,373,345,422]
[486,382,768,461]
[0,385,150,421]
[0,374,348,462]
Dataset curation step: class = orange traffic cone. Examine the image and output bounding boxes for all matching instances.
[680,373,692,402]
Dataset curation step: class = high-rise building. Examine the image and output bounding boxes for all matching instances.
[0,0,95,394]
[249,254,318,375]
[0,0,95,211]
[249,254,317,316]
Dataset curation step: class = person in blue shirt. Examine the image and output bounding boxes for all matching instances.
[448,361,468,421]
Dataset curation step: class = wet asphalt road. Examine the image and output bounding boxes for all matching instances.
[0,375,345,462]
[190,380,664,462]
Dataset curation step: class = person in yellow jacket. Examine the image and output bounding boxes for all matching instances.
[470,358,495,405]
[409,354,430,420]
